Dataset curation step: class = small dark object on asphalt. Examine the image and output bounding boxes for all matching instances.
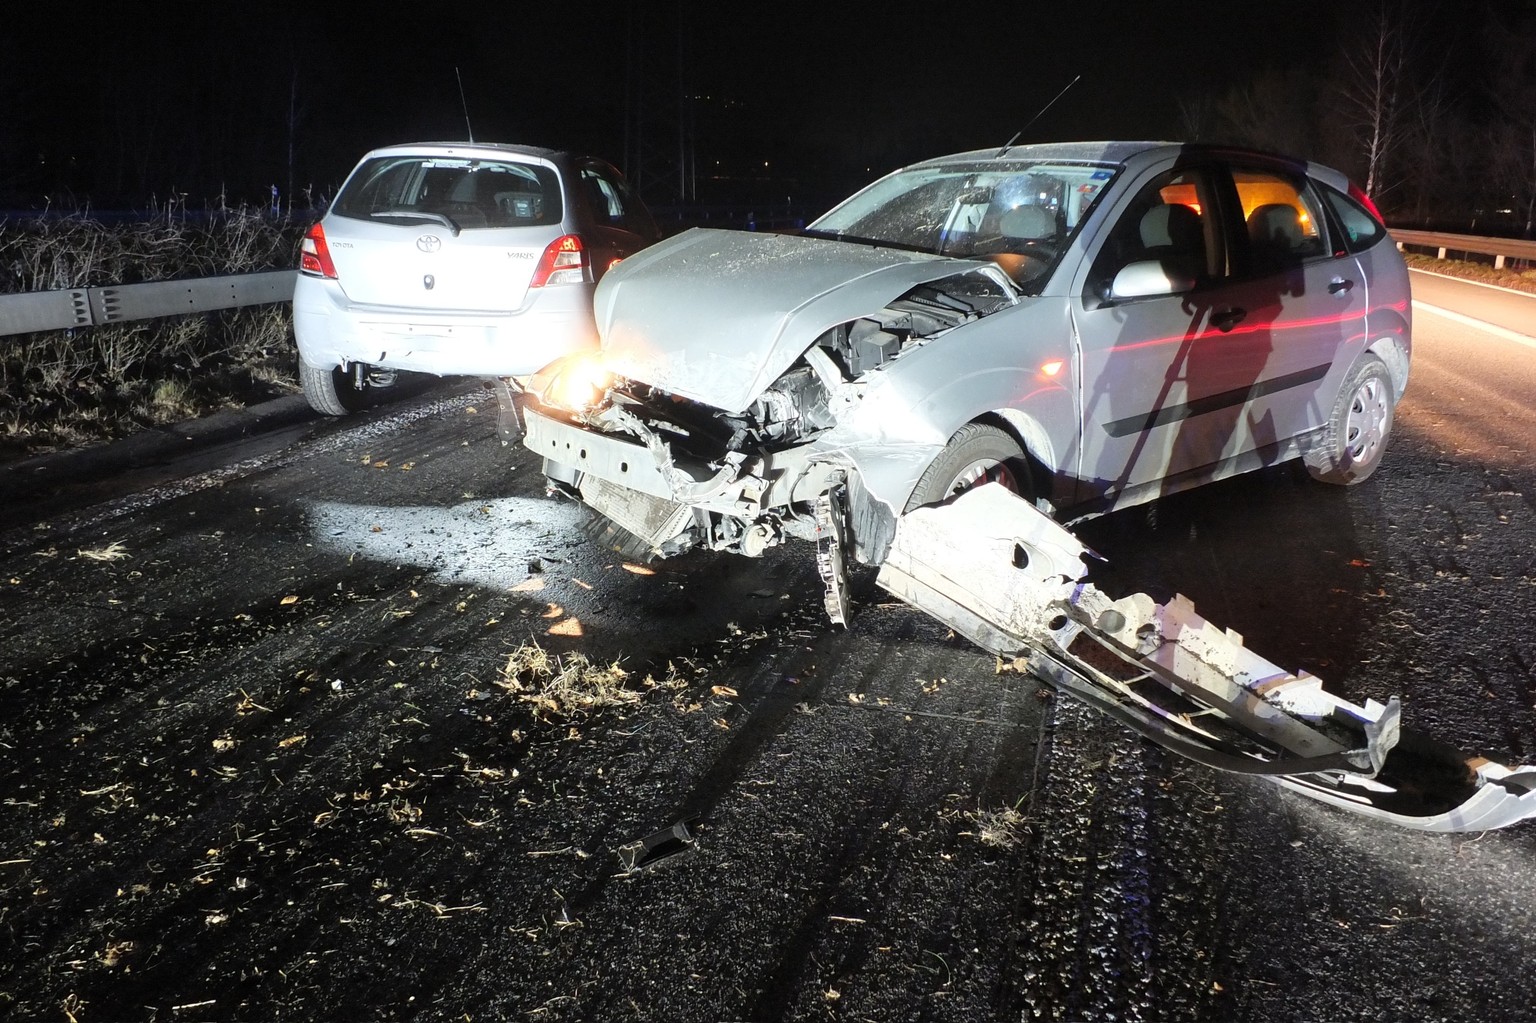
[617,820,696,872]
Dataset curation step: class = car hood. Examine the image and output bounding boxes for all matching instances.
[593,227,998,413]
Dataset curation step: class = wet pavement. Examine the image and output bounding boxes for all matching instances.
[1,302,1534,1021]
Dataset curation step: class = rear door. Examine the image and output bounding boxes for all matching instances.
[1210,162,1370,454]
[576,161,658,281]
[324,154,565,313]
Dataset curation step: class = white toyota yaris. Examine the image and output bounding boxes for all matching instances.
[293,141,657,415]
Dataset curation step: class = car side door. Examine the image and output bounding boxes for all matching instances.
[1205,161,1371,462]
[1068,159,1253,505]
[577,162,659,282]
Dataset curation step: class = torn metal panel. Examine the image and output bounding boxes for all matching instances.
[877,483,1536,832]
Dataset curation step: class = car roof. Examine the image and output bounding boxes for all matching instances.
[361,141,573,163]
[911,140,1342,181]
[913,141,1177,167]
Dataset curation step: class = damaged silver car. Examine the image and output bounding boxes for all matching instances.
[518,142,1409,599]
[512,143,1536,833]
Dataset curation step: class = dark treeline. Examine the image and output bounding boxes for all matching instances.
[1183,0,1536,235]
[3,1,1535,232]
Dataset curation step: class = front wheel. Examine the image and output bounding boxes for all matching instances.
[1304,356,1395,485]
[905,422,1034,512]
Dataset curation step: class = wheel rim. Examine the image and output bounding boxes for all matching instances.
[945,458,1019,498]
[1343,376,1389,463]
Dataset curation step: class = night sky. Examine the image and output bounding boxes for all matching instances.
[0,1,1502,214]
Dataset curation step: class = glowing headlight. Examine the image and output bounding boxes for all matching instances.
[530,352,615,412]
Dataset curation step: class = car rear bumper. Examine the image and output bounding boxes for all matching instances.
[293,275,598,377]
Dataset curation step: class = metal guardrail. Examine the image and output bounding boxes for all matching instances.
[0,225,1528,340]
[0,270,297,338]
[1392,229,1536,268]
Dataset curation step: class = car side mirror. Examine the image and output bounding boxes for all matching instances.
[1110,260,1196,300]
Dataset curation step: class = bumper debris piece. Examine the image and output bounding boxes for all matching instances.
[876,484,1536,832]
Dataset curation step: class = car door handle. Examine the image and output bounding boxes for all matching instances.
[1329,277,1355,295]
[1210,307,1246,332]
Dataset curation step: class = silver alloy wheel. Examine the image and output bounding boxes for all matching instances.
[945,457,1019,498]
[1343,374,1390,465]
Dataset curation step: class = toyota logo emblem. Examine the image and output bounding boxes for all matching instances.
[416,234,442,253]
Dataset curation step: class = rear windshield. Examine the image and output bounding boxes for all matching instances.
[331,156,564,229]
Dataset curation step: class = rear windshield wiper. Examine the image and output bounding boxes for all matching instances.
[370,209,461,236]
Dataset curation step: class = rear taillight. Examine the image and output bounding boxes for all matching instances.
[1348,181,1385,225]
[299,222,338,279]
[528,234,587,288]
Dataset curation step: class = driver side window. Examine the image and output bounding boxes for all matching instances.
[1087,167,1219,302]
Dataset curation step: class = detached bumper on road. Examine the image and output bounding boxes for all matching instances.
[877,484,1536,833]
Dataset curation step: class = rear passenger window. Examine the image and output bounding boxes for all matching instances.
[581,167,631,228]
[1231,169,1328,275]
[1320,184,1387,253]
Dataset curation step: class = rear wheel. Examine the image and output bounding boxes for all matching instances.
[905,422,1033,512]
[1304,356,1394,485]
[300,360,393,416]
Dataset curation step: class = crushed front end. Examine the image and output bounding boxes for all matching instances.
[518,250,1016,566]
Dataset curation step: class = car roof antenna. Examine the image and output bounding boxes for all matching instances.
[456,66,475,144]
[995,74,1081,158]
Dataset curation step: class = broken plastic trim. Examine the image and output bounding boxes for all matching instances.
[815,474,853,626]
[617,820,697,872]
[876,484,1536,833]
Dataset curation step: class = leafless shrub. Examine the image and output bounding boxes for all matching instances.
[0,205,304,462]
[0,196,298,292]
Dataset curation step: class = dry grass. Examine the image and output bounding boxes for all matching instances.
[1402,251,1536,295]
[498,641,644,719]
[76,542,130,562]
[964,805,1030,850]
[0,203,304,463]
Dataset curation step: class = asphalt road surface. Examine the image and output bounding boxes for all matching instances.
[2,274,1534,1022]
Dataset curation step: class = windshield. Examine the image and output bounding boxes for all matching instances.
[809,160,1121,289]
[331,156,564,230]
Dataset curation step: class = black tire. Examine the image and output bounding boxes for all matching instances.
[1304,356,1394,485]
[904,422,1033,512]
[300,360,368,416]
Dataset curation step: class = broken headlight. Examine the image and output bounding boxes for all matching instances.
[529,351,615,412]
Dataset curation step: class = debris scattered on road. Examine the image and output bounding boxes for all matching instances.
[964,806,1031,849]
[617,820,696,873]
[500,641,640,718]
[76,541,129,561]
